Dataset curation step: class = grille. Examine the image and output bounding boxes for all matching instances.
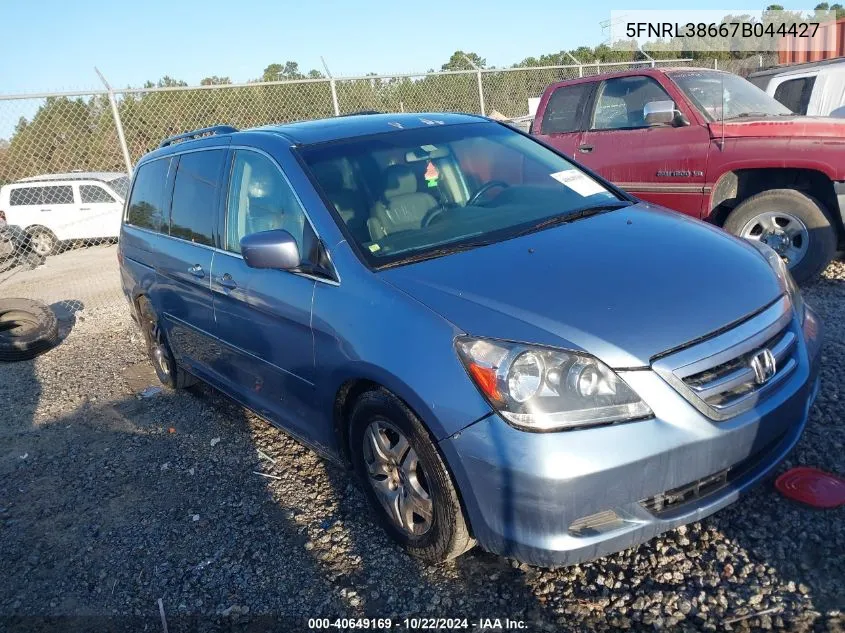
[652,297,798,420]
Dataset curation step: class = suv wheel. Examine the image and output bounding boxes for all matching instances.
[27,228,58,257]
[349,388,475,563]
[724,189,836,284]
[137,297,197,389]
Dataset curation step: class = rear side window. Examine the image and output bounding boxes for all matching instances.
[773,76,816,115]
[169,150,225,246]
[9,186,73,206]
[126,158,171,232]
[540,83,592,134]
[41,185,74,205]
[80,184,116,203]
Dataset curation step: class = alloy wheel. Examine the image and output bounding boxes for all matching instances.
[740,211,809,268]
[362,419,433,536]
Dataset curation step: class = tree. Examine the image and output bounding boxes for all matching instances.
[200,76,232,86]
[441,51,486,71]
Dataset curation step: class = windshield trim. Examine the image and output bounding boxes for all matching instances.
[294,121,631,271]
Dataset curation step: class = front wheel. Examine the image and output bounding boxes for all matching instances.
[724,189,836,284]
[349,389,475,563]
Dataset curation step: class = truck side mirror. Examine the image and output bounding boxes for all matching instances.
[644,100,688,127]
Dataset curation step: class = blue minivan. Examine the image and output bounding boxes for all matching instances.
[119,113,822,566]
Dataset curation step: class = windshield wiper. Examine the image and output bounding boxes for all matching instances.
[378,237,500,268]
[511,201,633,238]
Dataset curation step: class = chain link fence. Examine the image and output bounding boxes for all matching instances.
[0,56,775,322]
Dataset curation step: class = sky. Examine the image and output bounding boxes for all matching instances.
[0,0,818,94]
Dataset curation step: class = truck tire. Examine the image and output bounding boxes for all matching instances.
[724,189,836,284]
[0,298,60,361]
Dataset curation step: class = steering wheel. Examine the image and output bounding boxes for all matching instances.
[467,180,510,206]
[421,205,448,228]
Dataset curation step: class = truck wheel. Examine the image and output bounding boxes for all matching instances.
[724,189,836,284]
[349,388,475,563]
[137,297,197,389]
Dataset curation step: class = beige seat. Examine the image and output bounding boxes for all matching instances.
[368,165,438,240]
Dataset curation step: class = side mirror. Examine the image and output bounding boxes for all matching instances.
[644,100,687,127]
[240,229,301,270]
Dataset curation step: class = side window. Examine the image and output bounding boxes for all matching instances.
[773,77,815,115]
[9,187,38,206]
[592,76,673,130]
[126,158,171,232]
[225,150,310,256]
[540,84,592,134]
[169,150,225,246]
[41,185,74,205]
[80,184,117,203]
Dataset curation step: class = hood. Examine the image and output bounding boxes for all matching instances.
[380,204,784,368]
[709,115,845,139]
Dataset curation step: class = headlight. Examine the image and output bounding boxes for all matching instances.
[747,240,805,322]
[456,337,652,432]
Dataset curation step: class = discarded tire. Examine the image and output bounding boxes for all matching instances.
[0,298,59,361]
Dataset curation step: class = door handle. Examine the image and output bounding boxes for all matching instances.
[578,145,594,153]
[79,207,91,211]
[40,208,51,212]
[188,264,205,278]
[219,273,237,290]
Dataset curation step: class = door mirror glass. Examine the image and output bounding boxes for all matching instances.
[240,229,301,270]
[644,100,685,127]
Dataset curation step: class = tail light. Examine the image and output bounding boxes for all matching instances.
[0,210,6,222]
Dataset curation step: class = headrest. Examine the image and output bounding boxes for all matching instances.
[383,165,418,198]
[311,161,345,192]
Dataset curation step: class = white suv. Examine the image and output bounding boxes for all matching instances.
[0,172,130,256]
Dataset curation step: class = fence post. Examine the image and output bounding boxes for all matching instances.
[321,57,341,116]
[462,54,485,116]
[714,59,718,70]
[565,52,583,78]
[95,67,133,175]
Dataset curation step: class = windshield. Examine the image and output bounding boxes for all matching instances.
[671,70,792,121]
[108,175,130,199]
[299,122,621,267]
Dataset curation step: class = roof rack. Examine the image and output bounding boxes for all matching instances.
[159,125,238,148]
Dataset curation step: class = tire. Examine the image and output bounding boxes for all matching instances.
[723,189,837,284]
[136,297,197,389]
[349,388,475,563]
[0,298,59,361]
[26,227,58,257]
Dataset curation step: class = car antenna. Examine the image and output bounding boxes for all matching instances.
[720,73,726,150]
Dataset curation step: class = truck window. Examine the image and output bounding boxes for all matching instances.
[592,76,672,130]
[540,84,591,134]
[773,77,815,115]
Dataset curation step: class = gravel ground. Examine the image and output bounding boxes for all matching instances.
[0,262,843,632]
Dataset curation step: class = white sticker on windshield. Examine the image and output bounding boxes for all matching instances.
[550,170,606,197]
[421,144,438,152]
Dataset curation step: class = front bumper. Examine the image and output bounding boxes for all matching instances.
[440,306,822,567]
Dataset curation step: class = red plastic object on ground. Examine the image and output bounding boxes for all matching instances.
[775,467,845,509]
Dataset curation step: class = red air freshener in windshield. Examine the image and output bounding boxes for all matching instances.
[775,467,845,509]
[424,161,438,180]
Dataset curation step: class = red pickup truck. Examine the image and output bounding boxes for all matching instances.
[532,68,845,283]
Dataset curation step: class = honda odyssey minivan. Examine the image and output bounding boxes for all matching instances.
[119,114,822,566]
